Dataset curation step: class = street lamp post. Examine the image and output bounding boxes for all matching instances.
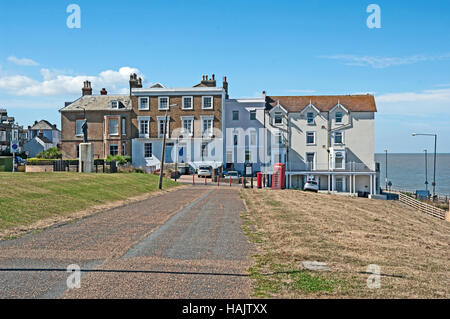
[412,133,437,200]
[384,149,388,190]
[424,149,428,192]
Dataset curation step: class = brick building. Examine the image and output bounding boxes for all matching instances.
[59,79,139,159]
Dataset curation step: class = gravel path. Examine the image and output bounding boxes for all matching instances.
[0,186,254,298]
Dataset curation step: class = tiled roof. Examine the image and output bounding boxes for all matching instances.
[59,95,132,112]
[30,120,57,131]
[266,95,377,112]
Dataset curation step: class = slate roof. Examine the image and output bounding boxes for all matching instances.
[266,95,377,113]
[59,95,132,112]
[30,120,58,131]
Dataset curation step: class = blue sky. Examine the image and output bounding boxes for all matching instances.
[0,0,449,153]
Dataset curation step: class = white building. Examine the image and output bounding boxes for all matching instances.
[265,94,379,195]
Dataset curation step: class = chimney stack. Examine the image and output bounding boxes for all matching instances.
[262,90,266,100]
[223,76,229,99]
[200,74,216,87]
[100,88,108,95]
[82,81,92,96]
[129,73,143,95]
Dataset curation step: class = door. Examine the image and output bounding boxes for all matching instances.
[335,177,344,192]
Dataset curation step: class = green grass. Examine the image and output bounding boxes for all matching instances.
[0,172,179,232]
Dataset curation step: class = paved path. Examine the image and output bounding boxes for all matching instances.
[0,186,254,298]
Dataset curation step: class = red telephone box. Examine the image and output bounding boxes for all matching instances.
[272,163,285,189]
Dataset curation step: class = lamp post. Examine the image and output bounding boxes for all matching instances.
[384,149,388,190]
[424,149,428,192]
[412,133,437,200]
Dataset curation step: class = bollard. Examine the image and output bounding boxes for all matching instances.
[192,174,195,185]
[229,176,232,187]
[205,176,207,185]
[217,176,220,186]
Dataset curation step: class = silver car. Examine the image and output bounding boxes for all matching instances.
[304,180,319,192]
[198,166,212,178]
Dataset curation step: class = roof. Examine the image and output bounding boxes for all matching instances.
[132,86,224,96]
[59,95,132,112]
[30,120,58,131]
[36,135,53,144]
[266,95,377,113]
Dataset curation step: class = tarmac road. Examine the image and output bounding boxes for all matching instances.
[0,186,254,298]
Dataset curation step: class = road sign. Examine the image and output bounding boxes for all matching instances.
[10,141,19,153]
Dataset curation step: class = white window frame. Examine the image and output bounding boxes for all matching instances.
[250,110,257,120]
[108,118,119,136]
[335,112,343,124]
[109,144,119,156]
[306,131,316,145]
[273,112,283,126]
[157,116,170,138]
[334,151,346,169]
[306,152,316,170]
[202,96,213,110]
[334,131,344,145]
[201,115,214,137]
[110,100,119,109]
[139,97,149,110]
[138,116,150,138]
[182,96,193,110]
[232,110,239,121]
[181,116,194,137]
[144,143,153,158]
[158,96,169,110]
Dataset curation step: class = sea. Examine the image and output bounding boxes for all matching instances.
[375,153,450,196]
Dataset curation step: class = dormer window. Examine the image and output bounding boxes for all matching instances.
[335,112,343,123]
[307,112,315,125]
[110,100,119,109]
[274,112,283,125]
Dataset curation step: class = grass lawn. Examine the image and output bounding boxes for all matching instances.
[240,188,450,298]
[0,172,179,234]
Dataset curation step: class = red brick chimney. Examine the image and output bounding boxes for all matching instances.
[100,88,108,95]
[82,81,92,96]
[129,73,143,95]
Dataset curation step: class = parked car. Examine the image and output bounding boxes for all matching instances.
[304,180,319,192]
[198,166,212,178]
[225,171,240,179]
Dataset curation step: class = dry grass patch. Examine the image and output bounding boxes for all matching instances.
[241,189,450,298]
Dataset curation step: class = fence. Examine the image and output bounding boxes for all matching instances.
[393,191,447,220]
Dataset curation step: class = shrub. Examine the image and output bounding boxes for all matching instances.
[36,147,62,159]
[105,155,131,165]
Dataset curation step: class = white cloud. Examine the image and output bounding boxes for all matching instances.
[376,88,450,115]
[7,56,39,66]
[0,66,143,96]
[320,53,450,68]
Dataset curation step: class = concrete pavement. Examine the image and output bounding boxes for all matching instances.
[0,186,254,298]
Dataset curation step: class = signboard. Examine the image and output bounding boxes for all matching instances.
[244,163,253,177]
[10,141,19,153]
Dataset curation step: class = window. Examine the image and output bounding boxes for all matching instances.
[109,119,119,135]
[109,144,119,156]
[245,150,252,163]
[76,144,80,158]
[306,132,315,145]
[249,131,257,146]
[158,117,170,138]
[233,134,238,146]
[201,142,208,158]
[122,118,126,135]
[232,110,239,121]
[226,151,233,163]
[139,97,149,110]
[334,131,343,144]
[306,152,315,170]
[110,100,119,109]
[307,112,315,124]
[138,117,149,137]
[274,132,283,145]
[122,143,126,156]
[274,112,283,125]
[335,112,343,123]
[158,97,169,110]
[182,117,193,136]
[144,143,152,158]
[182,96,193,110]
[335,152,344,169]
[250,110,257,120]
[202,118,213,136]
[202,96,213,109]
[75,119,85,136]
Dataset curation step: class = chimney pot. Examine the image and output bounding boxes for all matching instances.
[100,88,108,95]
[212,74,215,80]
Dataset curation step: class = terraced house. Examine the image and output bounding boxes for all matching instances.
[131,75,227,171]
[265,94,379,194]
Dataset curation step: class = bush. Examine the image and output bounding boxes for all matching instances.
[106,155,131,165]
[36,147,62,159]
